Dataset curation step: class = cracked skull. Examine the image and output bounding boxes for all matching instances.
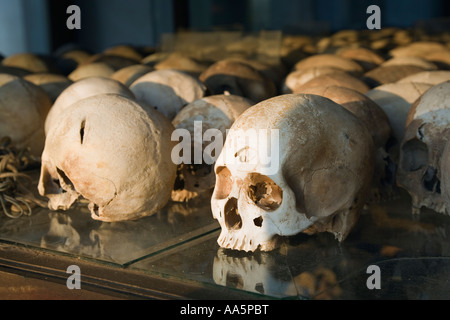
[397,81,450,214]
[38,93,177,222]
[211,94,375,252]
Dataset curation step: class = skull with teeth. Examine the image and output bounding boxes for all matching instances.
[211,94,375,251]
[171,94,253,202]
[38,93,177,222]
[397,81,450,215]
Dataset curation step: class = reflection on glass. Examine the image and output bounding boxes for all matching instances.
[213,248,297,297]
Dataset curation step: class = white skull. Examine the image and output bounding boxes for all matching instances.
[211,94,375,252]
[45,76,135,135]
[212,248,297,297]
[397,81,450,215]
[38,93,177,222]
[171,94,253,202]
[0,74,52,157]
[130,69,206,120]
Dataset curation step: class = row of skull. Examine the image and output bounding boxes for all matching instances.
[1,39,450,252]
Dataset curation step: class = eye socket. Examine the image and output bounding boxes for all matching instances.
[214,166,232,200]
[246,173,283,211]
[401,139,428,172]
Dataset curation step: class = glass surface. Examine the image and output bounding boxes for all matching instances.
[131,190,450,299]
[0,181,219,265]
[2,169,450,299]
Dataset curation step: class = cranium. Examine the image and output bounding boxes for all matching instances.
[24,73,73,103]
[44,76,135,134]
[110,64,153,87]
[336,47,385,72]
[362,65,427,88]
[1,52,50,73]
[282,67,344,94]
[199,59,276,103]
[171,94,253,202]
[296,85,393,200]
[211,94,374,251]
[38,93,177,222]
[295,71,370,94]
[365,82,432,147]
[441,139,450,215]
[0,74,52,157]
[381,56,437,71]
[68,62,115,81]
[130,69,206,120]
[397,70,450,86]
[397,81,450,214]
[293,54,364,77]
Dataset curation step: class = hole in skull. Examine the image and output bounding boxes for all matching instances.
[80,119,86,144]
[215,166,232,199]
[422,166,441,194]
[225,197,242,230]
[246,173,282,211]
[401,139,428,172]
[92,204,99,217]
[253,216,263,227]
[56,167,74,193]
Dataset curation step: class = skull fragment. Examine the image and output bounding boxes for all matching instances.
[211,94,375,251]
[38,94,177,221]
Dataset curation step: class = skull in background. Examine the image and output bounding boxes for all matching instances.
[397,81,450,214]
[38,94,177,222]
[171,94,253,202]
[211,94,375,252]
[44,76,135,135]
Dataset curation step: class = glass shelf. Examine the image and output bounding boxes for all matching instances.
[1,172,450,299]
[0,189,219,266]
[130,190,450,299]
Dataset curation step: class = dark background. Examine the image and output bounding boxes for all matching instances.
[0,0,449,56]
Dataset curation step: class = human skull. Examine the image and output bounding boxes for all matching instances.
[441,139,450,215]
[295,71,370,94]
[397,71,450,86]
[212,248,297,297]
[1,52,50,73]
[296,85,393,201]
[38,93,177,222]
[211,94,375,251]
[110,64,153,87]
[44,76,135,134]
[24,73,73,103]
[171,94,253,202]
[0,74,52,157]
[293,54,364,77]
[397,81,450,215]
[68,62,116,81]
[130,69,206,120]
[199,59,276,103]
[365,82,432,147]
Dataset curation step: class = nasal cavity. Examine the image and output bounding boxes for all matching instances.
[224,197,242,230]
[423,166,441,194]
